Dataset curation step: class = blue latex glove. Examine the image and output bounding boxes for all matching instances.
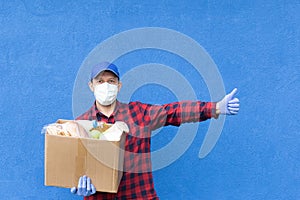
[216,88,240,115]
[70,175,96,196]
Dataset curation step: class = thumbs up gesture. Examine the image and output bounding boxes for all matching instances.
[216,88,240,115]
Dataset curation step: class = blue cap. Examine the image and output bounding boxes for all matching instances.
[90,62,120,80]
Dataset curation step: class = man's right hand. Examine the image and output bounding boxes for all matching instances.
[70,175,96,196]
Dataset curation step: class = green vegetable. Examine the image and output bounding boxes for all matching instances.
[90,130,101,139]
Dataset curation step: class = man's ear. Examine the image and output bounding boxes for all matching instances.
[88,81,94,92]
[118,82,122,92]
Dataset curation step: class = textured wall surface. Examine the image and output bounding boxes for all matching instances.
[0,1,299,199]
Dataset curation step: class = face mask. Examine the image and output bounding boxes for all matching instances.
[94,82,118,106]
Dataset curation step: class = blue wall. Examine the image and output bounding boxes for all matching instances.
[0,1,299,199]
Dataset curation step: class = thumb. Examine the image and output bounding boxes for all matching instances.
[227,88,238,99]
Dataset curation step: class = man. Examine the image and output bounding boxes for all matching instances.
[71,62,240,199]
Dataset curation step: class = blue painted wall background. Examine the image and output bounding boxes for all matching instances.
[0,1,299,199]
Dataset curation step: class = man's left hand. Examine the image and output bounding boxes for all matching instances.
[216,88,240,115]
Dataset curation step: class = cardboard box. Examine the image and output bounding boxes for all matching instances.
[44,133,125,193]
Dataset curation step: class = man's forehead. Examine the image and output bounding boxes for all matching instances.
[94,70,118,79]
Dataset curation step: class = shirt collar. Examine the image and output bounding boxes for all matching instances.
[92,100,121,118]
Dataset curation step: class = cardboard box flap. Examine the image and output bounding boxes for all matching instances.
[45,133,125,192]
[45,135,81,188]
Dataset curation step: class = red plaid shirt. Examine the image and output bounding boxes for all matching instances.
[76,100,216,200]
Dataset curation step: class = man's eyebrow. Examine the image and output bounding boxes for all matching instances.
[96,76,117,80]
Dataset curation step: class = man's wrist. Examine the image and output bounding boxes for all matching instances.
[216,102,220,114]
[213,102,220,119]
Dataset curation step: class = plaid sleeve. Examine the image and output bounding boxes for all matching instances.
[149,101,217,130]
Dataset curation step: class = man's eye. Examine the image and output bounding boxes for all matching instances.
[109,80,116,84]
[98,80,104,83]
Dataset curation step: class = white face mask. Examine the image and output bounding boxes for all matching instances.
[94,82,118,106]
